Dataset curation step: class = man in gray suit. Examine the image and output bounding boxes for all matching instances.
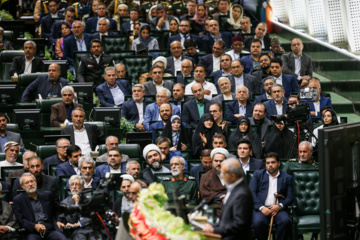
[212,77,236,105]
[229,60,259,97]
[249,103,272,142]
[143,65,174,95]
[281,38,313,87]
[0,113,25,153]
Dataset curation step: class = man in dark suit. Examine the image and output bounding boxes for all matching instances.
[264,84,288,118]
[121,84,148,131]
[95,148,126,179]
[202,20,232,53]
[0,113,25,153]
[225,85,253,125]
[21,63,69,103]
[267,57,299,99]
[50,86,84,127]
[166,41,192,76]
[41,0,64,40]
[237,138,264,174]
[84,3,117,33]
[212,77,236,104]
[92,17,119,42]
[43,138,70,175]
[176,59,193,85]
[249,103,272,141]
[143,65,174,95]
[182,83,213,128]
[61,108,106,155]
[120,8,141,35]
[167,19,202,49]
[252,55,272,88]
[6,151,36,184]
[56,145,82,178]
[199,40,226,76]
[282,38,313,86]
[306,77,332,118]
[149,103,173,141]
[228,60,259,96]
[240,39,262,75]
[141,144,170,185]
[211,54,232,90]
[202,158,253,240]
[249,152,293,240]
[149,3,177,31]
[0,181,20,239]
[253,76,274,104]
[96,67,132,107]
[49,6,75,45]
[63,21,92,67]
[190,149,212,187]
[9,41,44,77]
[243,22,271,50]
[212,0,229,22]
[78,156,100,188]
[13,173,67,240]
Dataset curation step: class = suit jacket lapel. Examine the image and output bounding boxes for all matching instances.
[290,53,296,72]
[192,99,200,120]
[230,76,236,93]
[84,124,94,150]
[300,54,306,76]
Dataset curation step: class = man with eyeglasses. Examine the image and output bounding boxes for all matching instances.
[50,86,83,127]
[56,145,82,178]
[202,20,232,53]
[252,54,272,86]
[143,65,174,95]
[212,77,236,104]
[253,76,275,104]
[43,138,70,175]
[225,85,253,125]
[199,40,226,76]
[7,151,36,184]
[167,19,202,49]
[96,136,130,163]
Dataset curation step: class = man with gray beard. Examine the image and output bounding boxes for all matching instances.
[141,144,170,185]
[161,156,198,205]
[79,156,100,188]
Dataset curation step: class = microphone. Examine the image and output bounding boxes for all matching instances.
[189,199,207,214]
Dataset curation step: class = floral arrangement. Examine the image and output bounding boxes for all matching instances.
[128,183,204,240]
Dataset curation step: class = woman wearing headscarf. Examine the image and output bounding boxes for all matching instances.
[131,23,159,51]
[224,4,243,30]
[148,5,157,22]
[192,113,222,158]
[228,117,262,158]
[162,115,191,151]
[263,120,298,159]
[190,4,211,33]
[312,109,339,147]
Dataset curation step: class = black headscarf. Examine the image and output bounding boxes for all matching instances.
[228,116,262,158]
[263,122,298,159]
[192,113,222,158]
[323,110,339,127]
[161,115,191,151]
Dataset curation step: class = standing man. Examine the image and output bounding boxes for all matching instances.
[185,65,217,100]
[264,84,288,118]
[143,65,174,95]
[0,113,24,153]
[141,144,170,185]
[113,174,135,217]
[240,39,262,74]
[225,85,253,125]
[249,152,293,240]
[167,19,202,49]
[202,158,253,239]
[199,40,226,75]
[212,77,236,104]
[229,60,259,95]
[244,22,271,50]
[43,138,70,174]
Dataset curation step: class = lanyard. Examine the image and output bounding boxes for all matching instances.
[77,38,84,51]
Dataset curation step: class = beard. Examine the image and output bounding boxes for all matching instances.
[7,157,16,163]
[151,161,161,170]
[109,162,121,168]
[25,186,37,194]
[171,169,181,177]
[71,189,80,195]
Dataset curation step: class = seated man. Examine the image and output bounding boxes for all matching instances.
[190,149,212,187]
[202,20,232,53]
[284,141,318,173]
[199,40,226,76]
[199,148,228,216]
[226,36,248,60]
[49,6,75,45]
[56,145,82,177]
[243,22,271,50]
[96,66,132,107]
[141,144,170,185]
[92,17,119,42]
[212,77,236,104]
[50,86,84,127]
[185,65,217,100]
[41,0,64,39]
[120,8,140,34]
[61,108,106,156]
[143,65,174,95]
[0,182,20,239]
[78,39,115,86]
[253,76,274,104]
[212,133,237,158]
[113,174,135,217]
[96,136,129,163]
[176,59,193,85]
[155,136,187,169]
[143,88,180,131]
[249,152,293,240]
[209,103,229,135]
[252,55,272,86]
[21,63,69,103]
[249,103,272,141]
[150,104,173,140]
[0,142,22,175]
[43,138,70,175]
[229,60,259,96]
[7,151,36,184]
[264,84,288,118]
[84,3,117,33]
[95,148,126,178]
[0,113,25,153]
[13,156,59,198]
[161,156,198,205]
[79,156,100,188]
[149,3,176,31]
[307,77,332,118]
[166,41,186,77]
[9,40,44,78]
[240,39,262,74]
[225,85,253,125]
[167,19,202,49]
[211,54,232,91]
[126,160,141,180]
[236,138,264,175]
[13,173,67,240]
[172,83,189,111]
[115,63,126,79]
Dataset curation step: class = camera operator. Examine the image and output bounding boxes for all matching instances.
[306,77,332,118]
[288,94,314,134]
[112,174,135,218]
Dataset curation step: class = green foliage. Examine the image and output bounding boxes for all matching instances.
[24,32,33,39]
[44,46,52,60]
[67,70,74,83]
[93,93,101,107]
[0,10,14,20]
[120,117,134,133]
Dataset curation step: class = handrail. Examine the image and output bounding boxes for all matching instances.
[271,20,360,61]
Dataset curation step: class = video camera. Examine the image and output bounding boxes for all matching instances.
[270,102,310,125]
[299,87,318,101]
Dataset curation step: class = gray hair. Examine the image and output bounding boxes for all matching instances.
[218,77,230,84]
[22,151,37,161]
[98,17,110,26]
[157,87,171,97]
[72,107,85,117]
[61,86,75,95]
[104,66,116,74]
[236,85,249,94]
[299,141,313,152]
[24,40,36,49]
[170,156,186,166]
[69,175,85,186]
[118,3,128,10]
[72,20,84,27]
[56,138,70,147]
[78,155,95,168]
[115,63,125,68]
[263,76,275,84]
[106,136,119,145]
[181,58,193,66]
[126,160,140,170]
[271,84,284,92]
[132,84,145,92]
[20,172,36,185]
[222,158,244,178]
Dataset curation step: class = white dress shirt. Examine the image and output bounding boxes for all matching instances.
[108,83,125,106]
[173,57,182,76]
[240,158,250,175]
[223,178,243,204]
[84,178,93,188]
[264,171,280,207]
[185,80,218,100]
[76,37,87,51]
[213,56,221,72]
[110,166,121,174]
[24,57,34,74]
[74,126,91,156]
[135,100,144,123]
[274,74,283,86]
[294,54,302,79]
[275,100,283,115]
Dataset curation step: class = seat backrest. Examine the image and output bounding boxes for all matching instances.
[59,175,71,200]
[0,50,24,81]
[18,73,48,101]
[36,99,63,127]
[6,123,20,133]
[291,169,320,216]
[49,163,58,177]
[36,145,57,160]
[153,172,173,183]
[119,144,141,158]
[218,15,229,31]
[73,51,91,78]
[123,56,153,83]
[0,166,23,181]
[181,150,193,160]
[85,121,106,134]
[187,160,201,172]
[103,36,129,52]
[42,60,68,79]
[108,51,135,63]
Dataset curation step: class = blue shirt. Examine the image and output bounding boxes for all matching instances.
[64,103,74,122]
[0,132,7,152]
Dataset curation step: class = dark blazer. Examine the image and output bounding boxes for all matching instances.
[95,163,127,179]
[281,52,313,78]
[0,130,25,153]
[249,117,272,141]
[167,33,203,49]
[165,55,192,76]
[56,161,77,178]
[63,33,93,66]
[144,102,180,131]
[213,180,253,240]
[9,56,44,77]
[262,74,299,99]
[95,80,132,107]
[228,74,259,96]
[143,80,174,95]
[41,12,64,39]
[253,93,268,104]
[264,99,288,118]
[84,17,118,33]
[252,69,271,92]
[189,164,205,187]
[202,31,232,53]
[141,166,170,186]
[121,98,149,123]
[61,124,106,151]
[42,154,65,175]
[21,75,69,103]
[176,72,193,84]
[210,70,224,88]
[243,34,271,50]
[212,93,236,105]
[50,102,84,127]
[149,15,177,31]
[306,96,332,117]
[91,31,119,41]
[149,121,165,141]
[240,55,256,75]
[198,54,214,76]
[249,168,294,210]
[225,101,253,125]
[120,22,132,35]
[248,157,265,172]
[182,98,212,128]
[12,174,59,199]
[13,191,62,234]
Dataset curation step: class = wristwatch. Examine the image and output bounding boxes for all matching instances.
[278,204,283,211]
